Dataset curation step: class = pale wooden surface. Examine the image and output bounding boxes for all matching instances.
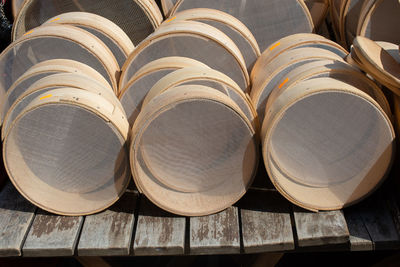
[189,207,240,255]
[77,193,138,256]
[239,190,294,253]
[134,197,186,256]
[293,208,350,247]
[23,210,83,257]
[0,183,36,257]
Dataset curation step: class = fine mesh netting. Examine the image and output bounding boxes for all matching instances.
[2,73,122,139]
[13,0,160,45]
[131,85,258,215]
[4,101,130,215]
[0,36,115,108]
[172,0,313,51]
[122,34,248,91]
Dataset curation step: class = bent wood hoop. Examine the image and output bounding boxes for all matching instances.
[3,88,130,216]
[120,20,249,92]
[12,0,163,45]
[130,85,258,216]
[42,12,135,68]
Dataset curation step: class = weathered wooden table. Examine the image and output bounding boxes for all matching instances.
[0,162,399,258]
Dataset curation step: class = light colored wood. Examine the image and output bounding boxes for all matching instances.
[293,208,349,247]
[0,58,111,126]
[121,20,249,92]
[171,0,314,51]
[305,0,329,30]
[130,85,258,216]
[2,72,123,140]
[161,0,178,17]
[78,193,137,256]
[262,77,395,211]
[142,67,258,131]
[12,0,25,18]
[190,207,240,254]
[12,0,162,45]
[3,88,130,216]
[171,8,260,72]
[358,0,400,45]
[344,208,374,251]
[352,36,400,95]
[251,33,348,82]
[134,197,185,256]
[0,182,36,256]
[22,210,83,257]
[240,190,294,253]
[42,12,134,68]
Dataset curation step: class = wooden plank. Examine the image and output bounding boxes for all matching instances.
[133,197,185,256]
[344,207,373,251]
[0,182,36,257]
[190,207,240,255]
[293,208,349,247]
[77,193,137,256]
[22,210,83,257]
[238,190,294,253]
[359,193,400,250]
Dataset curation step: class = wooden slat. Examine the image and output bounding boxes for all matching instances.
[344,207,373,251]
[190,207,240,255]
[359,193,400,250]
[293,208,349,247]
[77,193,137,256]
[23,210,83,257]
[133,197,185,256]
[0,182,36,257]
[239,190,294,253]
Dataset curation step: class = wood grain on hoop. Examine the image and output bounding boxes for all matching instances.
[120,20,249,92]
[11,0,25,18]
[352,36,400,95]
[171,0,314,51]
[119,57,209,125]
[42,12,135,68]
[12,0,162,45]
[358,0,400,45]
[2,73,124,140]
[261,77,394,211]
[251,33,348,82]
[0,24,120,99]
[172,8,260,72]
[130,85,258,216]
[161,0,179,17]
[3,88,130,216]
[251,47,345,121]
[142,67,258,137]
[1,59,111,126]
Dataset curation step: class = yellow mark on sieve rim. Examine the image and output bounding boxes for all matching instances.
[23,30,33,36]
[166,16,176,23]
[49,17,60,22]
[39,94,53,100]
[269,42,281,51]
[279,78,289,89]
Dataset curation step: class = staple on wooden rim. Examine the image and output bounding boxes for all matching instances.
[2,72,124,140]
[251,33,348,82]
[142,67,259,130]
[120,20,249,92]
[42,12,135,68]
[0,24,120,104]
[171,8,260,72]
[130,85,258,216]
[12,0,162,45]
[119,57,209,125]
[171,0,314,51]
[1,59,111,126]
[251,47,345,121]
[261,77,395,211]
[3,88,130,216]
